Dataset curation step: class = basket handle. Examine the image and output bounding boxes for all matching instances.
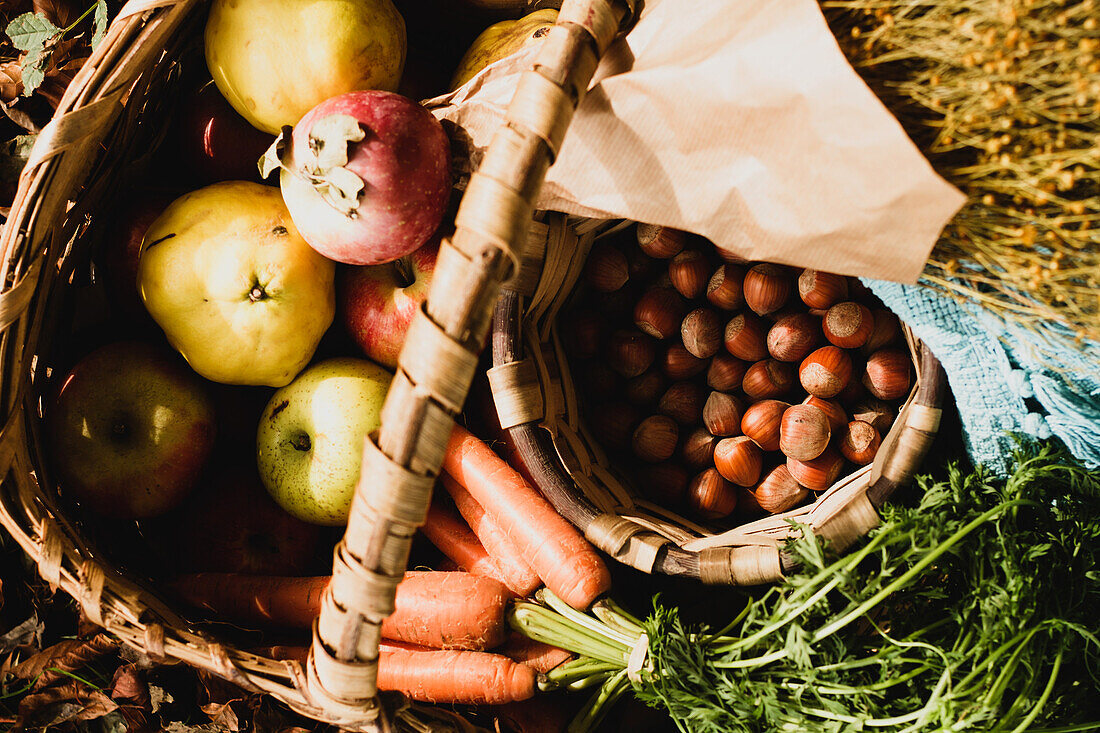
[304,0,637,726]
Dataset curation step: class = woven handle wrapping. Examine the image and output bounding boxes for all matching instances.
[305,0,637,726]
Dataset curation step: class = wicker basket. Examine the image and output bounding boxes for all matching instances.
[487,225,945,584]
[0,0,945,728]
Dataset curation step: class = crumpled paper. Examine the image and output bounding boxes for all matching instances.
[426,0,966,283]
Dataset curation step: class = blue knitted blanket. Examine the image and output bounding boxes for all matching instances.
[865,280,1100,477]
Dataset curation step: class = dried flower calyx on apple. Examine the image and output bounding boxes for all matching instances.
[259,90,452,267]
[260,114,366,218]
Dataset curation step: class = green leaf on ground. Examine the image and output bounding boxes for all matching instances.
[91,0,107,49]
[5,12,61,52]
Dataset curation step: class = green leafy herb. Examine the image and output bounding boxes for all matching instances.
[515,442,1100,732]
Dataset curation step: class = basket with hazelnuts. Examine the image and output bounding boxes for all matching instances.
[486,218,945,585]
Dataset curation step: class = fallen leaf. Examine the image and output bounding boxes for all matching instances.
[0,615,43,657]
[200,701,240,732]
[31,0,80,29]
[9,633,117,689]
[110,664,148,707]
[16,680,118,729]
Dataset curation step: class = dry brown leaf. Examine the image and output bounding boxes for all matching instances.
[9,633,117,689]
[201,700,240,732]
[16,680,118,729]
[31,0,79,28]
[110,664,149,707]
[0,62,23,102]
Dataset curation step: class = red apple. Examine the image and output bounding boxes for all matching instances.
[338,238,438,370]
[262,90,451,265]
[100,190,176,325]
[162,462,324,575]
[173,81,275,185]
[47,341,217,519]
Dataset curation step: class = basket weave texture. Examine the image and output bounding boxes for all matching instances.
[0,0,947,728]
[487,229,946,583]
[0,0,636,728]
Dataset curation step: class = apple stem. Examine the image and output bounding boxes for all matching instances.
[394,256,415,288]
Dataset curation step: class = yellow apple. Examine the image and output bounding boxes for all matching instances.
[138,181,335,387]
[450,8,558,91]
[256,357,392,525]
[205,0,407,134]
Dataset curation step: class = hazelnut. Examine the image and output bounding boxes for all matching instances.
[754,465,809,514]
[736,485,765,516]
[581,361,620,400]
[585,243,629,292]
[766,312,821,362]
[743,264,792,315]
[823,302,874,349]
[688,469,738,519]
[862,309,901,354]
[837,370,866,404]
[862,348,912,400]
[799,346,853,399]
[658,381,706,426]
[624,246,657,281]
[797,269,849,309]
[706,264,746,310]
[634,287,685,340]
[740,399,789,452]
[801,395,848,433]
[625,369,666,406]
[632,415,679,463]
[840,420,881,465]
[608,330,657,378]
[661,343,708,380]
[715,247,751,264]
[706,353,750,392]
[669,250,711,300]
[681,308,723,359]
[723,313,769,361]
[681,427,719,469]
[636,462,689,504]
[564,309,603,360]
[779,404,831,461]
[636,223,686,259]
[850,397,895,434]
[742,359,796,400]
[714,436,764,487]
[787,448,844,491]
[703,391,745,437]
[591,402,639,451]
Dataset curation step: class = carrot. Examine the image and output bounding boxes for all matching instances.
[443,424,611,609]
[422,498,511,587]
[377,648,536,704]
[171,570,511,650]
[499,632,574,674]
[439,473,543,598]
[383,570,510,650]
[251,642,536,705]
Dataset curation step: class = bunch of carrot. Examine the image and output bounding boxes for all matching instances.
[171,425,610,706]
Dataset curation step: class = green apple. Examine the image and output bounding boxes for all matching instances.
[450,8,558,91]
[138,181,335,387]
[47,341,216,520]
[256,357,392,525]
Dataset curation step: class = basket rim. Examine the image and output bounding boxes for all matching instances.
[487,230,948,583]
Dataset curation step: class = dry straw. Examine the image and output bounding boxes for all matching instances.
[823,0,1100,345]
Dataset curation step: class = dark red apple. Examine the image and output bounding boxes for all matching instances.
[174,81,274,185]
[100,190,176,324]
[47,341,217,519]
[338,238,438,370]
[163,462,323,575]
[263,90,451,265]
